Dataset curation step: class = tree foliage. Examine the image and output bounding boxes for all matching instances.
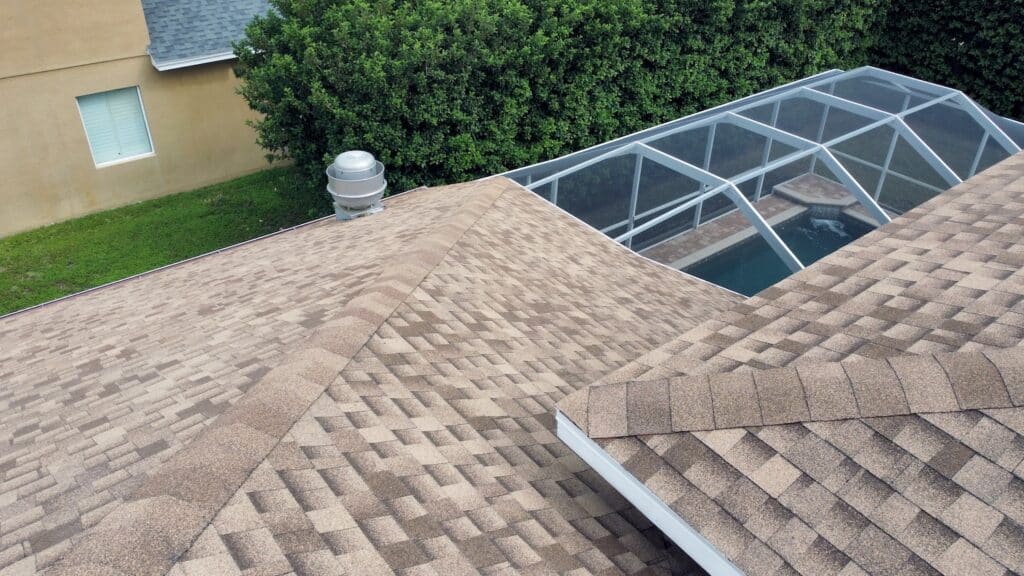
[872,0,1024,120]
[233,0,892,193]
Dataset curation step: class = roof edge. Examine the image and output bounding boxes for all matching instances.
[556,411,745,576]
[0,184,439,323]
[151,51,236,71]
[0,214,332,323]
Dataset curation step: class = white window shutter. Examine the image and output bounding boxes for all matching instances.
[77,87,153,166]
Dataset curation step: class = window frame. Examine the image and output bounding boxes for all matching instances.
[75,86,156,168]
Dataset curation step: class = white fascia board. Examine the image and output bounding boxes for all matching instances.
[555,410,745,576]
[152,51,236,71]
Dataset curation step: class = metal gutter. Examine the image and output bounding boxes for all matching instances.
[151,51,236,71]
[555,411,745,576]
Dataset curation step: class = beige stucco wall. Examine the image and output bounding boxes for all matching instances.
[0,57,269,236]
[0,0,150,79]
[0,0,270,236]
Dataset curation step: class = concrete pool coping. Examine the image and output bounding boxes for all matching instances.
[666,205,808,270]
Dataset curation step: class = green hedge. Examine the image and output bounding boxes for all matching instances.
[872,0,1024,120]
[235,0,884,192]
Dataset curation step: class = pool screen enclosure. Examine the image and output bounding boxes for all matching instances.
[504,67,1024,282]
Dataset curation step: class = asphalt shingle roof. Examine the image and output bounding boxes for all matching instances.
[5,150,1024,575]
[1,177,740,575]
[140,0,271,70]
[562,347,1024,437]
[0,179,481,573]
[559,152,1024,576]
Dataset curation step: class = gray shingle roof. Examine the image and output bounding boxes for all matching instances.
[140,0,271,70]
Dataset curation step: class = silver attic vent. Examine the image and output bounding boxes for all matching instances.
[326,150,386,220]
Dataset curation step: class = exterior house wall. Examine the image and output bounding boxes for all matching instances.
[0,0,151,79]
[0,0,268,236]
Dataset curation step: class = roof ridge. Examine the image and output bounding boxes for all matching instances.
[42,178,513,576]
[561,346,1024,439]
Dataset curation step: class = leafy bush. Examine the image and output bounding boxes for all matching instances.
[872,0,1024,120]
[235,0,884,193]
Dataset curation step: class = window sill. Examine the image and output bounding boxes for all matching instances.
[94,152,156,169]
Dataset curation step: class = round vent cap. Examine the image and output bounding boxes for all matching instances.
[333,151,377,180]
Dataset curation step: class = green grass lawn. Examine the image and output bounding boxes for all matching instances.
[0,167,329,316]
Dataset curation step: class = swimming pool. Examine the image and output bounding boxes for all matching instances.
[684,212,873,296]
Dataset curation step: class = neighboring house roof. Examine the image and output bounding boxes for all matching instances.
[558,153,1024,576]
[0,177,740,575]
[139,0,271,70]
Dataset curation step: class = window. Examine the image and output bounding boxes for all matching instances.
[76,87,154,166]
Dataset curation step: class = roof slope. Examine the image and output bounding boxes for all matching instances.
[560,153,1024,576]
[2,177,741,575]
[0,180,496,573]
[140,0,270,70]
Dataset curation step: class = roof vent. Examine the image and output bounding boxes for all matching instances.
[326,150,386,220]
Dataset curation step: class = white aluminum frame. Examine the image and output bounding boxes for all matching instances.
[636,142,804,271]
[556,411,744,576]
[520,67,1020,264]
[798,88,962,185]
[505,69,845,182]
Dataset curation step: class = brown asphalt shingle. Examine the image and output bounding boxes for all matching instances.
[1,183,476,574]
[559,153,1024,575]
[9,150,1024,576]
[4,177,741,575]
[567,347,1024,438]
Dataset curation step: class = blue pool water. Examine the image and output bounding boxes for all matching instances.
[684,212,874,296]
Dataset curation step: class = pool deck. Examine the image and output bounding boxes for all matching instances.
[640,173,888,270]
[779,173,896,226]
[776,172,856,206]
